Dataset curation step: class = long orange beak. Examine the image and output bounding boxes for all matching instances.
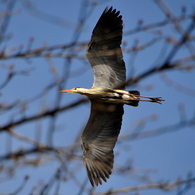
[58,89,73,93]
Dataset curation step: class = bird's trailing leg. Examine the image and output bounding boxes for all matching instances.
[137,95,164,104]
[127,90,164,104]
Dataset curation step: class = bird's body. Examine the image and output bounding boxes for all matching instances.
[59,7,164,187]
[63,87,140,106]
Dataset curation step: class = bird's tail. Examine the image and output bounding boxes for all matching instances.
[126,90,140,107]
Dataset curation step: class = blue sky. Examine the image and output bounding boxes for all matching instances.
[0,0,195,194]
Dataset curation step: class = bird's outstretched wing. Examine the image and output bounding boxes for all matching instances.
[80,100,124,186]
[86,7,126,89]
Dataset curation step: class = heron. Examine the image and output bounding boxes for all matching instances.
[59,7,164,187]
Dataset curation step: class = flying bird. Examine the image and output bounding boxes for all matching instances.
[59,7,164,187]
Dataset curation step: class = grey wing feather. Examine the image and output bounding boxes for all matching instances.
[86,7,126,89]
[80,100,124,186]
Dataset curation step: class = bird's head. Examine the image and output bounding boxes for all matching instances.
[58,87,88,95]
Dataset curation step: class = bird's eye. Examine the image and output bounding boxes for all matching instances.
[74,87,80,90]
